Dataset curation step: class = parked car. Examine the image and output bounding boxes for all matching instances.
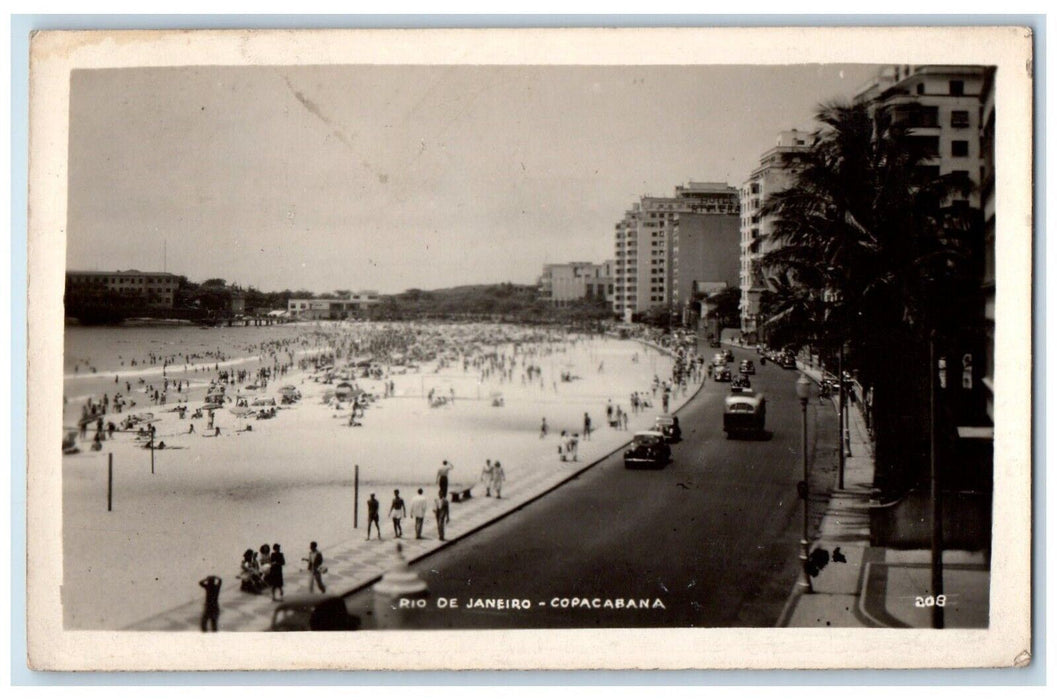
[654,414,682,442]
[269,594,361,631]
[724,392,767,438]
[740,359,755,375]
[713,365,731,382]
[624,431,672,469]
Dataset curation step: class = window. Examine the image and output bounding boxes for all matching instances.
[951,140,969,157]
[916,82,925,95]
[949,80,964,96]
[951,110,970,128]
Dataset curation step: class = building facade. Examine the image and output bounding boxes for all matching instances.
[856,65,988,209]
[738,130,811,337]
[613,182,739,318]
[538,261,614,307]
[65,269,179,308]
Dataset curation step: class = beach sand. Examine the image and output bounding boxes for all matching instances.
[61,327,681,628]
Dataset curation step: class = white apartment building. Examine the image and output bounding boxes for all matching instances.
[738,130,811,336]
[538,261,614,307]
[288,291,380,319]
[856,65,988,209]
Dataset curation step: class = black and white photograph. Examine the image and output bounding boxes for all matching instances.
[25,26,1033,671]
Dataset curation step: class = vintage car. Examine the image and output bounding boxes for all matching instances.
[713,365,732,382]
[730,374,752,392]
[269,594,361,632]
[624,431,672,469]
[654,414,682,442]
[724,349,735,363]
[723,392,767,438]
[778,353,797,370]
[739,359,755,375]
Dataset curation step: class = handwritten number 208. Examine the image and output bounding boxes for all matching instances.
[914,595,947,608]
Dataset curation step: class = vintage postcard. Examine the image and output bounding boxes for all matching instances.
[25,26,1033,671]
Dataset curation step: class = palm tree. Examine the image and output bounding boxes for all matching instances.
[759,99,980,496]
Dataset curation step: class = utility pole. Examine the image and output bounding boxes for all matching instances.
[838,343,846,489]
[929,330,945,629]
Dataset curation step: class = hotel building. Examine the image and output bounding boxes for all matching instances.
[613,182,739,318]
[65,269,179,308]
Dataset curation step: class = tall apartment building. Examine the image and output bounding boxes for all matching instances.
[65,269,179,307]
[613,182,739,318]
[738,130,811,337]
[856,65,988,208]
[538,261,614,307]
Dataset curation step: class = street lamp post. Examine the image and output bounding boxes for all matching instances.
[795,374,813,593]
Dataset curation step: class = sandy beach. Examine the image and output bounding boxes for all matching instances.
[61,322,692,628]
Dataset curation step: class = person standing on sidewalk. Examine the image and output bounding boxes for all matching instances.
[539,417,548,438]
[481,459,494,497]
[434,491,449,541]
[410,488,429,539]
[304,541,326,594]
[436,460,454,499]
[198,575,222,632]
[389,489,406,538]
[366,493,382,541]
[491,461,506,499]
[269,544,285,601]
[583,412,592,440]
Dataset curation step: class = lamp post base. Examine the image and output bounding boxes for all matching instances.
[798,538,814,593]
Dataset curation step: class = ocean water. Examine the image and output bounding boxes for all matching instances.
[63,323,324,375]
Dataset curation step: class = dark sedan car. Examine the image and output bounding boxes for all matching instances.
[269,594,361,631]
[624,431,672,469]
[713,365,732,382]
[740,359,755,375]
[654,414,682,442]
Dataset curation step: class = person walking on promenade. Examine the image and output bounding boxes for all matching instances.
[437,460,454,499]
[569,433,580,461]
[606,399,614,426]
[389,489,406,538]
[540,417,548,438]
[481,459,494,497]
[269,544,285,601]
[583,412,592,440]
[491,461,506,499]
[621,408,629,431]
[199,575,222,632]
[434,491,450,541]
[410,488,429,539]
[366,493,382,540]
[304,541,326,594]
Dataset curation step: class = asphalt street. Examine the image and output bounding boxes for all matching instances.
[345,344,836,629]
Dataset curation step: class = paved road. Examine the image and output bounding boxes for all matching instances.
[345,345,835,629]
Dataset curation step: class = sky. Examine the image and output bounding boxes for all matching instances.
[66,64,879,294]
